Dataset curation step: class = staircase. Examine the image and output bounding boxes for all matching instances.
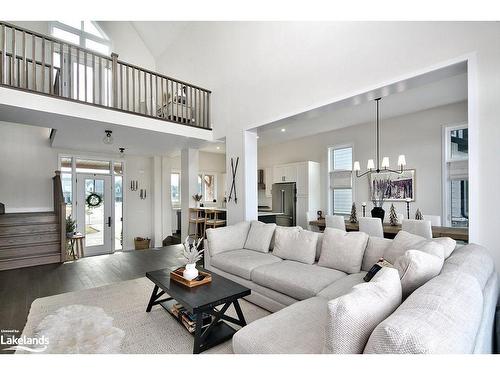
[0,212,62,270]
[0,172,66,271]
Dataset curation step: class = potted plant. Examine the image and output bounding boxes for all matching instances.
[192,193,203,207]
[66,215,77,236]
[182,236,204,280]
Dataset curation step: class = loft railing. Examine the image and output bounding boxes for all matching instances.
[0,22,211,129]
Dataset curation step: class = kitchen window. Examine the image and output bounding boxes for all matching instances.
[329,146,353,215]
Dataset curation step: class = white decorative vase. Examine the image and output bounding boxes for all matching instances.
[183,263,199,281]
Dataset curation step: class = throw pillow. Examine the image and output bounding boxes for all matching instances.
[272,227,318,264]
[324,267,402,354]
[433,237,457,258]
[384,231,425,264]
[318,228,369,274]
[394,249,444,298]
[244,221,276,253]
[206,221,251,256]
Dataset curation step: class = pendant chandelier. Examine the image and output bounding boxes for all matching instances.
[354,98,407,178]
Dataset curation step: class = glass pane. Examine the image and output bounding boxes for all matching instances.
[332,147,352,171]
[171,173,180,205]
[204,174,215,202]
[76,159,110,174]
[333,189,352,215]
[85,38,110,55]
[59,20,82,30]
[61,172,73,219]
[450,127,468,159]
[115,176,123,250]
[84,178,105,247]
[72,62,94,102]
[197,174,202,195]
[84,21,105,38]
[52,27,80,44]
[113,162,123,175]
[451,179,469,228]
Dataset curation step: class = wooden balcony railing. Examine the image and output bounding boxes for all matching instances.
[0,22,211,129]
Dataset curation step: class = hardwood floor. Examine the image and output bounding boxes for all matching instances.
[0,245,186,352]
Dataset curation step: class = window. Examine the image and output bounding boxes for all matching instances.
[443,124,468,228]
[171,172,181,206]
[329,146,353,215]
[50,21,111,55]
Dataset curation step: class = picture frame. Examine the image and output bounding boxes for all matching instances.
[369,169,415,202]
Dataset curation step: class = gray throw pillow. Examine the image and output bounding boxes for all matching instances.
[318,228,369,274]
[272,227,318,264]
[324,267,402,353]
[394,249,444,298]
[244,221,276,253]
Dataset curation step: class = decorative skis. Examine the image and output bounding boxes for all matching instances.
[228,157,239,203]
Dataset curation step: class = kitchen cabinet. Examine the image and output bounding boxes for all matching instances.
[271,161,320,228]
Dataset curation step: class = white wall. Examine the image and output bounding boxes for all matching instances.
[258,102,468,220]
[0,121,154,251]
[0,122,56,212]
[155,22,500,270]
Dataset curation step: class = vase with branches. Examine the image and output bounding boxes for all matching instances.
[192,193,203,207]
[182,236,204,280]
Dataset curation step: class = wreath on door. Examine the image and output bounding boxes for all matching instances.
[86,193,103,208]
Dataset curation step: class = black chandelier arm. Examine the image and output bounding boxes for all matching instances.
[355,169,373,178]
[355,166,406,178]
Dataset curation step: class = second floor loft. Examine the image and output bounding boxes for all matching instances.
[0,21,211,130]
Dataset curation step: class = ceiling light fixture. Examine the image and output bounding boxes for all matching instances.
[353,98,408,178]
[216,146,220,150]
[281,128,286,132]
[119,147,125,158]
[103,130,114,145]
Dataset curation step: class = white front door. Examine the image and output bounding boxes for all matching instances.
[76,173,112,256]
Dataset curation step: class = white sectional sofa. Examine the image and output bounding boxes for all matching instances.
[204,221,499,354]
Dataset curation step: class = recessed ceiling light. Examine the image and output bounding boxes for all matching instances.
[281,128,286,132]
[216,146,220,150]
[256,135,260,139]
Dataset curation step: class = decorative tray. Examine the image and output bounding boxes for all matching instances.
[170,267,212,288]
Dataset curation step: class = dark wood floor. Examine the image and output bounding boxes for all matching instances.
[0,245,186,352]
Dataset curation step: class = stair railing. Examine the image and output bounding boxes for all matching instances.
[0,21,211,129]
[53,171,67,262]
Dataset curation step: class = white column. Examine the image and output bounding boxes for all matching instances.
[161,156,173,242]
[225,129,258,225]
[181,148,199,240]
[152,156,163,247]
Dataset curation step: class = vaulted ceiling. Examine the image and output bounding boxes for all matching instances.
[130,22,190,59]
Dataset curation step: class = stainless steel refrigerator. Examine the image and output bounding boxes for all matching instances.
[271,182,296,227]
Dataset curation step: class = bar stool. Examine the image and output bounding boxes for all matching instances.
[67,233,85,259]
[188,208,205,240]
[203,209,226,237]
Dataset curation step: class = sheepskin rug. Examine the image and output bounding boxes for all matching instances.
[32,305,125,354]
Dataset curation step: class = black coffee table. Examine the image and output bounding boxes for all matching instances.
[145,268,251,354]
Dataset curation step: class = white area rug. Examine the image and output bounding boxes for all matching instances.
[21,277,270,354]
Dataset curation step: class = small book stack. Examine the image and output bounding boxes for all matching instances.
[170,303,212,333]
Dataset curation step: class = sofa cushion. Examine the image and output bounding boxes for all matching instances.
[244,221,276,253]
[251,260,346,300]
[364,271,484,354]
[315,233,324,260]
[384,231,452,264]
[361,237,392,272]
[317,272,367,300]
[210,249,282,280]
[318,228,369,274]
[325,267,402,354]
[272,227,318,265]
[394,250,444,298]
[232,297,328,353]
[206,221,250,256]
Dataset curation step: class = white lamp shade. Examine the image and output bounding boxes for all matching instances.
[353,161,361,171]
[397,154,406,166]
[367,159,375,170]
[381,157,390,168]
